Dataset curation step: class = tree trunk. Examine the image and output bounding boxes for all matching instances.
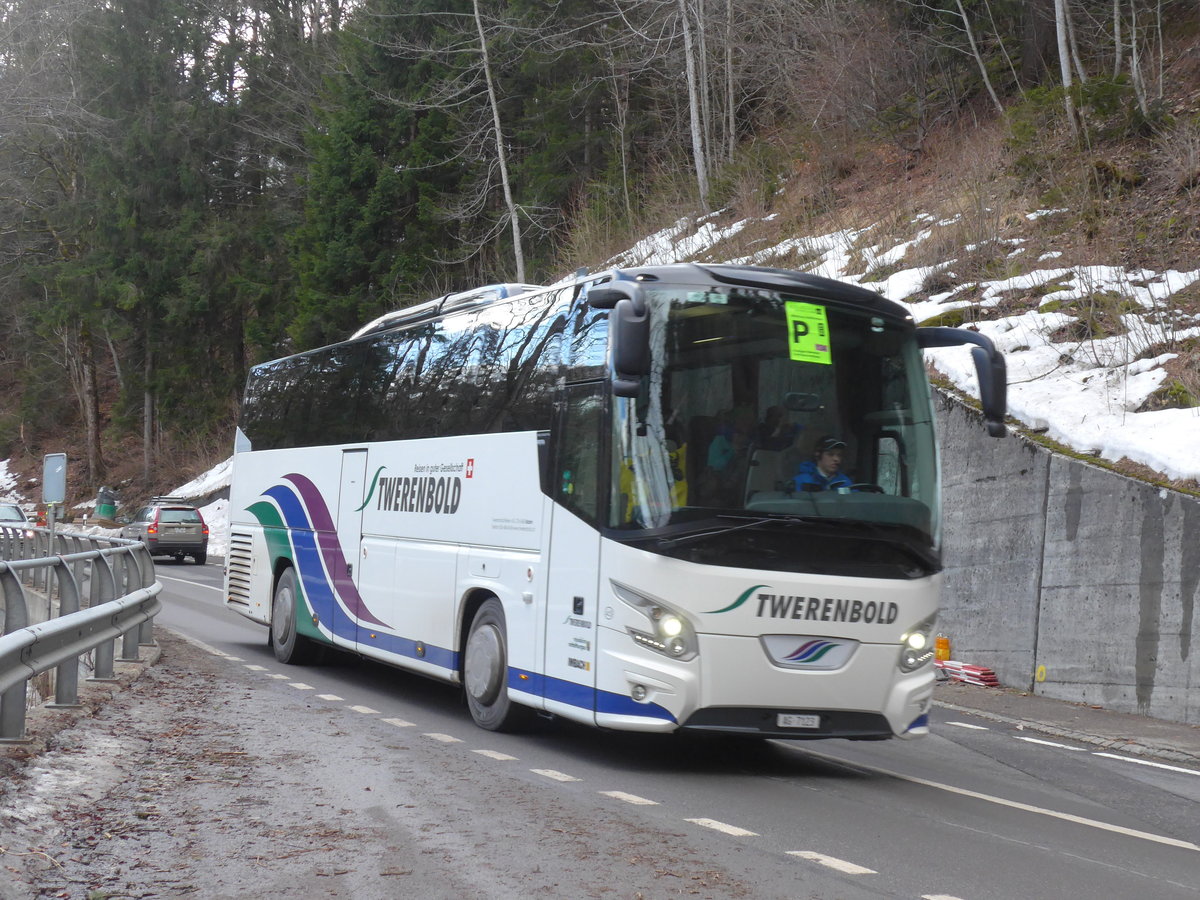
[144,346,154,483]
[1020,0,1057,86]
[1054,0,1079,135]
[1112,0,1124,78]
[956,0,1004,114]
[725,0,735,161]
[472,0,525,282]
[677,0,710,204]
[81,328,105,486]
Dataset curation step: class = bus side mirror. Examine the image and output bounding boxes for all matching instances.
[589,283,649,398]
[917,326,1007,437]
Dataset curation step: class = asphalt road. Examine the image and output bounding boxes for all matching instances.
[6,560,1196,899]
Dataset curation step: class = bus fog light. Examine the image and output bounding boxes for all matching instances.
[631,684,647,701]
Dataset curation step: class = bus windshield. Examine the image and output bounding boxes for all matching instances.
[609,285,940,571]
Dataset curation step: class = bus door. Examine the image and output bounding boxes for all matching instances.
[542,384,605,723]
[333,448,368,649]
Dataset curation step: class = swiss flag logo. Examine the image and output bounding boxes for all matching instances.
[466,458,475,478]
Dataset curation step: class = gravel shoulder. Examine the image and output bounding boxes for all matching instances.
[1,632,767,900]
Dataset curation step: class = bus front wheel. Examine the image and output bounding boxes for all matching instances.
[464,598,530,732]
[271,567,318,665]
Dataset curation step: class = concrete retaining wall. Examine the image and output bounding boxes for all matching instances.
[936,393,1200,725]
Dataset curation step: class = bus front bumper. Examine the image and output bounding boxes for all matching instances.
[595,632,934,739]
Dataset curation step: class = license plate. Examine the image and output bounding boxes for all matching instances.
[777,713,820,729]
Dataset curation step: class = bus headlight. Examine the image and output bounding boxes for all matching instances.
[611,581,698,662]
[898,613,937,673]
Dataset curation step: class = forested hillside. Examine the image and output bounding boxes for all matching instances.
[1,0,1196,504]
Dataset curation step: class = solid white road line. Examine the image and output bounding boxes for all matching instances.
[787,851,875,875]
[474,749,517,761]
[599,791,658,806]
[1092,753,1200,776]
[794,749,1200,853]
[685,818,757,837]
[531,769,580,782]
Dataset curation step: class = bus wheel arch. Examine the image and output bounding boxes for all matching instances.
[462,595,530,732]
[270,563,318,665]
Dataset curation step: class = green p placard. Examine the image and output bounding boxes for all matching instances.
[785,302,832,365]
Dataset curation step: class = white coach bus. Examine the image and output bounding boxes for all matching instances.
[224,264,1005,739]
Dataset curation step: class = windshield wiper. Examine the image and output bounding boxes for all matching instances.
[655,514,808,548]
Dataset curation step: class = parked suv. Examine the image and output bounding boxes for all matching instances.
[121,498,208,564]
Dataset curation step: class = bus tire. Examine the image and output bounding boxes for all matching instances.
[464,598,529,732]
[271,567,318,665]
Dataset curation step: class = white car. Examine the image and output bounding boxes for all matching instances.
[0,502,29,525]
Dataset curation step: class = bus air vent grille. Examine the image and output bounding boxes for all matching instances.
[227,532,254,607]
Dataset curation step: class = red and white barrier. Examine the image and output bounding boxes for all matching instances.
[935,659,999,687]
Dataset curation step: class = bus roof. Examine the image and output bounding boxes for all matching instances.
[592,263,914,323]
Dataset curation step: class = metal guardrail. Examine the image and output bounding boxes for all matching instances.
[0,524,161,741]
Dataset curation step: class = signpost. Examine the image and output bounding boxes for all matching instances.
[43,452,66,548]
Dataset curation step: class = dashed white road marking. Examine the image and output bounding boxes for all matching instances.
[348,705,380,715]
[474,749,517,761]
[600,790,658,806]
[221,656,244,662]
[923,895,968,900]
[243,664,267,671]
[946,721,989,731]
[1093,753,1200,776]
[685,818,757,837]
[532,769,580,783]
[788,851,875,875]
[382,717,416,728]
[265,673,290,680]
[288,682,314,690]
[423,733,462,743]
[317,694,343,701]
[1015,736,1087,751]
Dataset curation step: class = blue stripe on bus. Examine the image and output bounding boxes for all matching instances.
[510,670,676,723]
[356,631,458,671]
[906,713,929,732]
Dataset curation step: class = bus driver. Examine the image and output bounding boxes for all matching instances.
[794,435,854,492]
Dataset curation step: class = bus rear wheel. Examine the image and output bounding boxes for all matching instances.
[464,598,530,732]
[271,567,318,665]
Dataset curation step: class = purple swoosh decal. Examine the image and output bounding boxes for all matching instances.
[284,472,389,628]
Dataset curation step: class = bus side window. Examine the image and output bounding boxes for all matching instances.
[557,383,605,523]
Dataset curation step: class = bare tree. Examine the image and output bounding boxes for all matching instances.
[954,0,1004,113]
[1054,0,1080,134]
[472,0,524,281]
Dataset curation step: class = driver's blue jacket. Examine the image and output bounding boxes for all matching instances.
[794,459,854,492]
